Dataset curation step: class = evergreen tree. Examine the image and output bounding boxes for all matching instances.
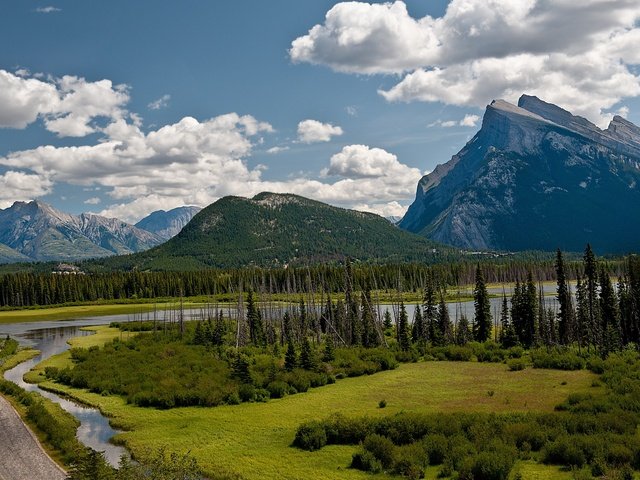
[436,294,453,345]
[456,314,471,345]
[583,244,601,346]
[284,340,298,371]
[499,294,518,348]
[246,290,265,346]
[322,335,335,362]
[423,274,438,344]
[555,249,575,345]
[411,304,425,344]
[193,321,205,345]
[360,288,379,347]
[232,354,252,384]
[397,302,411,351]
[472,264,492,342]
[575,276,588,350]
[212,311,225,346]
[300,337,316,370]
[599,265,620,354]
[383,309,393,331]
[282,311,293,345]
[66,450,114,480]
[524,271,538,347]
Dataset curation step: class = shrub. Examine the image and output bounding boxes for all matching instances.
[379,399,387,409]
[507,358,526,371]
[351,449,382,473]
[423,434,448,465]
[470,450,516,480]
[543,436,586,467]
[293,421,327,451]
[266,380,289,399]
[238,384,255,402]
[363,434,396,469]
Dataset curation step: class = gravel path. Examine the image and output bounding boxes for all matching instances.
[0,394,66,480]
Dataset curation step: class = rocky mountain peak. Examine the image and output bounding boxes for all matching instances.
[399,94,640,254]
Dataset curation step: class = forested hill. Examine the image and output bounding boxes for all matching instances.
[93,193,454,270]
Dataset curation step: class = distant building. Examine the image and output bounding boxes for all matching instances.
[53,263,84,275]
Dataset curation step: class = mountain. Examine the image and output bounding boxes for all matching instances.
[0,243,31,263]
[400,95,640,254]
[135,206,202,241]
[104,193,449,270]
[0,200,164,262]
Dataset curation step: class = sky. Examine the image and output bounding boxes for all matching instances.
[1,0,639,223]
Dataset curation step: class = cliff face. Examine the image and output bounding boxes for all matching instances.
[400,95,640,253]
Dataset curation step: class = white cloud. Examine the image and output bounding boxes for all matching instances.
[345,105,358,117]
[84,197,101,205]
[266,146,290,154]
[429,114,481,128]
[460,114,480,127]
[148,94,171,110]
[35,6,61,13]
[0,171,53,208]
[0,69,129,136]
[297,119,343,143]
[291,0,640,124]
[353,201,408,218]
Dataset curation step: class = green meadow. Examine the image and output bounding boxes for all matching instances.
[27,327,598,479]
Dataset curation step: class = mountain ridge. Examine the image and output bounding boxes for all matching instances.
[0,200,164,262]
[400,94,640,253]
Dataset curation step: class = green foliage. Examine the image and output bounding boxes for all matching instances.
[292,421,327,451]
[530,348,586,370]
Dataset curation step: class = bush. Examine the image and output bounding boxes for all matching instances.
[266,381,289,399]
[238,384,255,402]
[507,358,527,371]
[293,421,327,451]
[543,436,586,467]
[423,434,448,465]
[363,434,396,469]
[351,449,382,473]
[379,399,387,409]
[531,349,585,370]
[470,449,515,480]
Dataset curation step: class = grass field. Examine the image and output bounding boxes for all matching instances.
[25,326,600,479]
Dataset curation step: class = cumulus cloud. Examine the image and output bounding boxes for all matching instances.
[429,114,480,128]
[84,197,101,205]
[0,69,129,136]
[148,94,171,110]
[297,119,343,143]
[0,171,53,208]
[291,0,640,124]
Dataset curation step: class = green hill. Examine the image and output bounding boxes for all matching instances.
[95,193,452,270]
[0,243,31,264]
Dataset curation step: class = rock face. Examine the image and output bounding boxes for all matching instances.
[400,95,640,253]
[135,206,202,241]
[0,200,163,262]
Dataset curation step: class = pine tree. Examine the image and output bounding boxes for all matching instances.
[411,304,425,344]
[423,274,438,344]
[499,294,518,348]
[232,354,253,384]
[575,276,588,349]
[555,249,575,345]
[383,309,393,331]
[284,340,298,371]
[472,264,492,342]
[193,321,205,345]
[436,294,453,345]
[397,302,411,351]
[246,290,265,346]
[599,265,620,354]
[322,335,335,362]
[583,244,601,346]
[282,311,293,345]
[456,314,471,345]
[300,337,316,370]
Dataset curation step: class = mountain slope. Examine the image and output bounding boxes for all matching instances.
[400,95,640,254]
[108,193,449,270]
[0,200,163,262]
[135,206,202,241]
[0,243,31,263]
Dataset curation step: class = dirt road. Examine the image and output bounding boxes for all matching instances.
[0,394,66,480]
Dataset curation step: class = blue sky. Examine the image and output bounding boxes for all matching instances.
[1,1,639,222]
